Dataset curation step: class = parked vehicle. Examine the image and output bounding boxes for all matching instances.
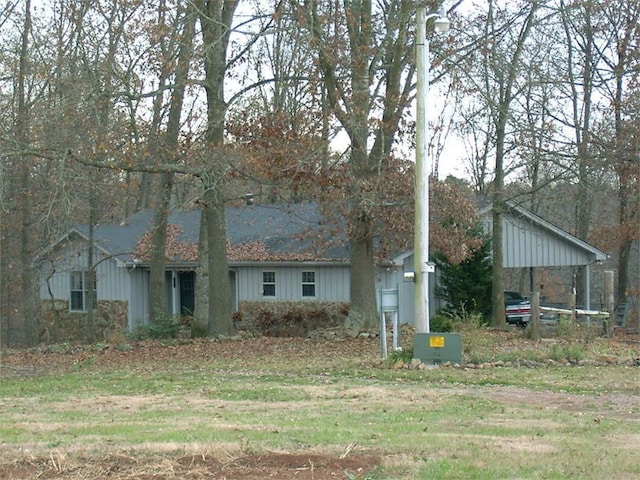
[505,290,531,327]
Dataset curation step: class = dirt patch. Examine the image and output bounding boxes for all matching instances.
[485,385,640,417]
[0,450,380,479]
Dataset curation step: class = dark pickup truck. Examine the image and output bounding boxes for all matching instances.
[505,290,531,327]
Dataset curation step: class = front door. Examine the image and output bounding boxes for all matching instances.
[178,271,195,315]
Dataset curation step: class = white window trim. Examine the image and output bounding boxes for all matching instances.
[262,270,276,298]
[302,271,316,298]
[70,270,96,312]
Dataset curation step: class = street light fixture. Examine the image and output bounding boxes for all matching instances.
[414,6,450,334]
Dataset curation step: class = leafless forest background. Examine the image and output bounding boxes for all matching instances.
[0,0,638,347]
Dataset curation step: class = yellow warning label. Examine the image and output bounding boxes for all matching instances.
[429,336,445,348]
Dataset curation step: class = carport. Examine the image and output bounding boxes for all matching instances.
[478,200,608,310]
[378,200,608,324]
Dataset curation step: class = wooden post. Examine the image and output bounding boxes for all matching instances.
[530,291,541,340]
[603,271,614,337]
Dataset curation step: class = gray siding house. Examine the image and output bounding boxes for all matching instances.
[39,200,608,335]
[40,204,355,331]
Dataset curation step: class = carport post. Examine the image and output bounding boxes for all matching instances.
[584,264,591,310]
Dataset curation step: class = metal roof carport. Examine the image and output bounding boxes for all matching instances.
[479,200,608,309]
[382,200,608,324]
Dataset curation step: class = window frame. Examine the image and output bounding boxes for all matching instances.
[262,270,276,298]
[301,271,316,298]
[69,270,97,312]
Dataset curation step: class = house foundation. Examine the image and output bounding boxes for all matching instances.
[40,299,128,344]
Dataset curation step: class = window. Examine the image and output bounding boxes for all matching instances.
[302,271,316,297]
[70,271,97,311]
[262,271,276,297]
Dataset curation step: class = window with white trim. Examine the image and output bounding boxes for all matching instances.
[70,271,97,311]
[302,271,316,297]
[262,271,276,297]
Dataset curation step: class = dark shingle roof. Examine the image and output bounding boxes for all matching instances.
[74,203,348,264]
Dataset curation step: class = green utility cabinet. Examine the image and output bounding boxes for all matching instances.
[413,333,463,365]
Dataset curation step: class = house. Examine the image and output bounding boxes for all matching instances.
[39,203,355,337]
[39,200,609,340]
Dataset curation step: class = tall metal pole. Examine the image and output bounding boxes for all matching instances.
[414,6,430,334]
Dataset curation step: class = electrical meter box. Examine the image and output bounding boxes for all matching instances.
[413,333,463,365]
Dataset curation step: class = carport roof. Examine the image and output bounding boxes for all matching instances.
[478,199,607,267]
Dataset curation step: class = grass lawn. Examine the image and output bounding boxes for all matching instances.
[0,327,639,479]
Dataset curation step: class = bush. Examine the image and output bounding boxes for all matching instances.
[555,315,601,343]
[134,314,182,340]
[239,301,350,337]
[433,229,493,319]
[450,313,493,363]
[555,315,577,338]
[383,347,414,367]
[430,314,454,332]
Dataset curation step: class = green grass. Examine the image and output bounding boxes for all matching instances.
[1,337,639,479]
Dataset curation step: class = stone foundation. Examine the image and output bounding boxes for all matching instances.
[40,299,128,344]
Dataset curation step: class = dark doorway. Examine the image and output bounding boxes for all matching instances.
[179,271,195,315]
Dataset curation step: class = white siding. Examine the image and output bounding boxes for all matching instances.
[235,265,350,302]
[39,236,135,327]
[128,268,149,329]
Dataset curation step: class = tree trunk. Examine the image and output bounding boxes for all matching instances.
[611,4,639,308]
[148,3,196,324]
[196,0,238,336]
[204,188,234,336]
[85,180,97,343]
[487,0,538,328]
[347,212,378,331]
[16,0,37,346]
[194,210,209,333]
[560,0,596,310]
[149,173,174,322]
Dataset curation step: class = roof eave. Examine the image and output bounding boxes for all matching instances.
[126,259,351,269]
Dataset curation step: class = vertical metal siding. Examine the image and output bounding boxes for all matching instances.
[40,237,137,328]
[236,267,262,301]
[128,269,149,328]
[235,265,350,302]
[485,212,594,268]
[317,266,350,301]
[43,248,132,300]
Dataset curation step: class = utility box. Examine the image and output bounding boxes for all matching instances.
[413,333,463,365]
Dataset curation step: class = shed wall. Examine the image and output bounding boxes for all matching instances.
[481,213,597,268]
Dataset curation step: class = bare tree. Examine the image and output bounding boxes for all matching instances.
[602,1,640,310]
[474,1,540,327]
[148,2,198,324]
[193,0,240,336]
[0,0,38,346]
[294,0,421,330]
